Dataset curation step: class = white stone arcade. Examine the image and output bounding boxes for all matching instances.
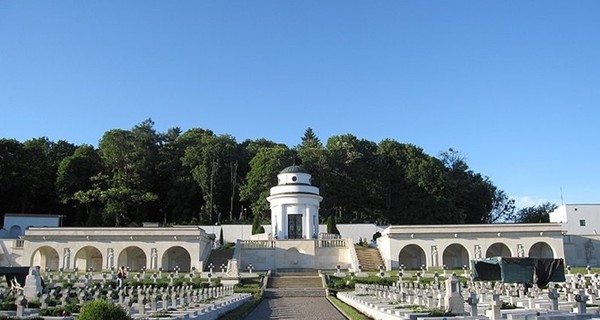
[267,165,322,240]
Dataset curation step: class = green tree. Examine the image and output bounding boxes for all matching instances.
[56,145,104,225]
[240,145,295,220]
[0,139,27,217]
[182,133,238,224]
[296,128,328,188]
[161,128,212,224]
[388,144,453,224]
[98,124,158,226]
[515,202,557,223]
[324,134,378,223]
[373,139,412,224]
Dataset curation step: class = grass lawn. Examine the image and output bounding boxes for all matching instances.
[328,295,372,320]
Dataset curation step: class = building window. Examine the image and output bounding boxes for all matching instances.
[292,176,297,182]
[580,219,586,226]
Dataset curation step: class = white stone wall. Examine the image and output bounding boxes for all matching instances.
[237,239,352,271]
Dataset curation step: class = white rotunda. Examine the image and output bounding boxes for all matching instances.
[267,165,323,239]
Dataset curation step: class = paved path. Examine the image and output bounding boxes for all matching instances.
[243,297,346,320]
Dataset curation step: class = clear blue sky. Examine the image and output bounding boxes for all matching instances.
[1,1,599,209]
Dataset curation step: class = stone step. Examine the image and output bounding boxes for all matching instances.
[263,288,327,298]
[268,277,323,289]
[355,248,385,271]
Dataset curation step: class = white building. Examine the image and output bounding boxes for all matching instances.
[550,204,600,266]
[267,165,322,240]
[0,213,61,238]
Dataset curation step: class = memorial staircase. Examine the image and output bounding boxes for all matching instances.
[355,247,385,271]
[204,248,234,271]
[264,271,326,298]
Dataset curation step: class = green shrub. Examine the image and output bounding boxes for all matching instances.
[38,303,80,317]
[78,299,132,320]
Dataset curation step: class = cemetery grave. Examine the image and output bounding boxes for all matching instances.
[330,266,600,320]
[0,266,262,319]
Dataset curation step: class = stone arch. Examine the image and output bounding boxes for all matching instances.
[161,246,191,272]
[398,244,426,269]
[74,246,103,271]
[30,246,60,271]
[528,242,554,258]
[9,225,21,238]
[117,246,147,271]
[486,243,512,258]
[442,243,469,269]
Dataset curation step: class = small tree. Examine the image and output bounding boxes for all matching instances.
[78,299,131,320]
[326,216,340,235]
[251,213,264,235]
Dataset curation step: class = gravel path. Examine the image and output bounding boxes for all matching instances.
[243,297,346,320]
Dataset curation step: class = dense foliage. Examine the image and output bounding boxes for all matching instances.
[77,299,131,320]
[0,119,537,227]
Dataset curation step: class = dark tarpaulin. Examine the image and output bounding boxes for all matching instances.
[535,258,565,287]
[472,257,565,287]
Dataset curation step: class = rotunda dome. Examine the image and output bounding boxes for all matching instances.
[280,165,308,174]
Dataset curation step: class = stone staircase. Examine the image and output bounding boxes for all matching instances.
[355,247,385,271]
[203,249,234,271]
[264,271,326,298]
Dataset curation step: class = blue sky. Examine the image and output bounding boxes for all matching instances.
[1,1,599,208]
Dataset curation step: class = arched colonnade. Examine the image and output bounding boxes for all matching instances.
[397,241,556,269]
[379,223,565,271]
[30,245,194,272]
[23,227,212,272]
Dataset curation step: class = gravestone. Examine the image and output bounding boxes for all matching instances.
[23,266,43,300]
[443,274,465,314]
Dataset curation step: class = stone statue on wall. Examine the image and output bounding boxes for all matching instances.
[431,245,438,267]
[585,239,595,264]
[517,244,525,257]
[475,245,482,259]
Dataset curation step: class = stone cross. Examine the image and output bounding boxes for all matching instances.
[15,295,27,318]
[171,290,177,308]
[575,289,589,314]
[467,292,478,316]
[161,289,168,310]
[138,293,145,315]
[40,293,49,309]
[150,292,157,312]
[491,294,502,320]
[61,289,69,306]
